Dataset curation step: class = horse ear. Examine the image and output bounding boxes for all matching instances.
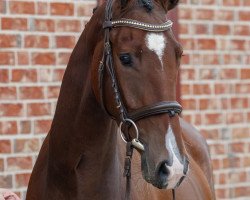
[156,0,179,11]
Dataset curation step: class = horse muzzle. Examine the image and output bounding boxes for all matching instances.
[156,156,189,189]
[142,155,189,190]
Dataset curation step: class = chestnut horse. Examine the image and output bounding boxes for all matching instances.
[27,0,215,199]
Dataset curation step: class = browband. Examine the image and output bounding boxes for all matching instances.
[103,18,173,32]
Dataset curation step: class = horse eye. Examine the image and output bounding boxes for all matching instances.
[119,53,133,66]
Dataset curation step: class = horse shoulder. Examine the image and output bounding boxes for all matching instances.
[180,118,215,196]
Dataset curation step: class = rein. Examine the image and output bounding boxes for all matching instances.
[99,0,181,199]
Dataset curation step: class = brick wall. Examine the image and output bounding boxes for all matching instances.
[179,0,250,199]
[0,0,96,199]
[0,0,249,199]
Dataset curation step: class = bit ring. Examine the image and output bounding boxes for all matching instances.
[118,118,139,143]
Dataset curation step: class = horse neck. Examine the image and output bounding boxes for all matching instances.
[47,7,123,197]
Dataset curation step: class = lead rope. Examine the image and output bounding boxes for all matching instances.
[172,189,175,200]
[123,142,133,200]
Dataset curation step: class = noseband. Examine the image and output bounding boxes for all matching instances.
[98,0,182,199]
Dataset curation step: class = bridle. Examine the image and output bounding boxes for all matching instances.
[98,0,182,199]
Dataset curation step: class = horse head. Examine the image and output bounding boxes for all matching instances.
[91,0,188,190]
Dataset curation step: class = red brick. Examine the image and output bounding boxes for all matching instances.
[243,1,250,6]
[182,98,196,110]
[56,36,75,48]
[235,83,250,94]
[181,84,191,95]
[213,25,230,35]
[0,0,6,13]
[201,0,215,4]
[37,2,48,15]
[180,54,190,65]
[239,11,250,21]
[0,175,12,188]
[51,3,74,16]
[34,120,52,134]
[226,112,244,124]
[0,121,18,135]
[204,113,223,125]
[9,1,35,14]
[0,52,15,65]
[234,25,250,35]
[241,69,250,79]
[0,159,4,171]
[56,20,81,32]
[0,87,17,100]
[223,54,242,64]
[193,84,212,95]
[179,8,193,19]
[194,9,214,20]
[38,69,52,82]
[15,173,31,188]
[47,86,60,99]
[53,69,65,81]
[25,35,49,48]
[230,142,246,153]
[221,98,230,109]
[200,128,219,140]
[231,97,248,109]
[0,104,23,117]
[7,156,33,171]
[219,69,238,79]
[179,38,194,50]
[0,34,20,48]
[199,98,219,110]
[243,157,250,167]
[193,24,208,34]
[215,10,234,20]
[14,138,40,153]
[19,120,31,134]
[58,52,71,65]
[1,18,27,30]
[210,144,226,155]
[27,103,51,116]
[17,51,29,65]
[34,19,55,32]
[216,188,228,199]
[0,140,11,153]
[234,186,250,197]
[212,158,221,170]
[19,86,44,99]
[0,69,9,83]
[179,24,188,34]
[230,40,246,50]
[199,69,216,79]
[196,39,216,50]
[77,3,96,17]
[222,0,241,6]
[232,127,250,139]
[12,69,37,83]
[32,52,56,65]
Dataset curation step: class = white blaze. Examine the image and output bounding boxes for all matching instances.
[146,33,166,69]
[165,126,185,189]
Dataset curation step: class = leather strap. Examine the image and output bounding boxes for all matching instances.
[128,101,182,121]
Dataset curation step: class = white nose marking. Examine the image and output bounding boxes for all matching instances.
[165,125,185,189]
[145,33,166,69]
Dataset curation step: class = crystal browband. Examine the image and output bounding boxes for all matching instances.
[103,18,173,32]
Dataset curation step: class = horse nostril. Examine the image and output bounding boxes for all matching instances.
[159,163,169,176]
